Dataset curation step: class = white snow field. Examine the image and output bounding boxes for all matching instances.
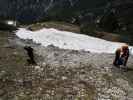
[15,28,133,54]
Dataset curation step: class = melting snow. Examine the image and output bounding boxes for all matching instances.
[15,28,133,54]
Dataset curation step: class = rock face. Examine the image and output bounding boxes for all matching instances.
[1,0,133,43]
[1,0,133,38]
[99,0,133,32]
[0,0,108,23]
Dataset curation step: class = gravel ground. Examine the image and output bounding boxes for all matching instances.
[0,30,133,100]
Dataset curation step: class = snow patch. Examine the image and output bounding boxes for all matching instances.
[15,28,133,54]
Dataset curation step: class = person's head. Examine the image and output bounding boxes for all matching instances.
[122,44,129,52]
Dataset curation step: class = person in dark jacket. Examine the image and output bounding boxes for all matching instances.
[24,46,36,65]
[113,48,122,66]
[121,45,129,66]
[113,44,129,67]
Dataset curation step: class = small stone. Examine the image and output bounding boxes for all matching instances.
[42,62,46,66]
[0,71,6,78]
[62,76,67,80]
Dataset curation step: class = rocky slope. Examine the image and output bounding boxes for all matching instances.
[0,28,133,100]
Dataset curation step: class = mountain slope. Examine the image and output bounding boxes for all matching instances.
[1,25,133,100]
[0,0,109,23]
